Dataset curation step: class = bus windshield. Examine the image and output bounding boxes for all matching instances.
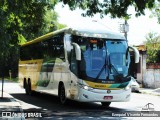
[72,36,129,82]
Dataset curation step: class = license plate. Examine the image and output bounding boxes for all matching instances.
[103,96,113,100]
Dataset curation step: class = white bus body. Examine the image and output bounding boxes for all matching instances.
[19,27,139,106]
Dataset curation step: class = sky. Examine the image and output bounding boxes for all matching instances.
[55,3,160,45]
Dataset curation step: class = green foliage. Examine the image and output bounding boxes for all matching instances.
[150,1,160,24]
[0,0,65,59]
[144,32,160,63]
[57,23,67,29]
[4,77,18,82]
[0,0,66,77]
[0,0,157,76]
[18,34,27,45]
[60,0,156,19]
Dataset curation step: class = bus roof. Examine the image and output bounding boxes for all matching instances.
[21,27,126,47]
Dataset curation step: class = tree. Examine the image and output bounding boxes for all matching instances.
[145,32,159,44]
[144,32,160,63]
[150,0,160,23]
[60,0,156,19]
[0,0,65,77]
[0,0,158,77]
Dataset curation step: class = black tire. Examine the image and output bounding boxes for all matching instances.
[23,78,26,89]
[25,81,28,95]
[25,79,32,95]
[59,84,67,104]
[101,102,111,107]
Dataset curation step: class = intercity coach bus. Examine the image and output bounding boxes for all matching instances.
[19,27,139,107]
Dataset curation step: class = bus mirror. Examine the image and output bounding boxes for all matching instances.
[72,43,81,60]
[129,46,139,63]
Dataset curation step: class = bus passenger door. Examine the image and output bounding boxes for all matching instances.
[69,49,78,99]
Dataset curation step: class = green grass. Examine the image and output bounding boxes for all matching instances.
[4,77,19,82]
[142,91,160,96]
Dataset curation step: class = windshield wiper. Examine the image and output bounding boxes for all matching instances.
[109,63,132,83]
[109,63,120,76]
[94,61,107,81]
[94,49,108,81]
[108,54,125,82]
[109,63,124,82]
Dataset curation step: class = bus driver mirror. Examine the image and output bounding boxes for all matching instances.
[71,43,81,61]
[129,46,139,63]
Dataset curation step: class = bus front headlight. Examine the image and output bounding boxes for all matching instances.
[78,83,93,91]
[84,86,89,90]
[83,85,93,91]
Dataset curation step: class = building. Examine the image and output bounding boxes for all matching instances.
[135,44,160,88]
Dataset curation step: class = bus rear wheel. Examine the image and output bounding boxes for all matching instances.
[101,102,111,107]
[59,84,66,104]
[23,78,26,88]
[25,79,32,95]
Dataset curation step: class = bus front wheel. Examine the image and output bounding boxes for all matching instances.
[101,102,111,107]
[59,84,66,104]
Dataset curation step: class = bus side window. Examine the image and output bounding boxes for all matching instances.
[49,34,65,61]
[70,49,78,76]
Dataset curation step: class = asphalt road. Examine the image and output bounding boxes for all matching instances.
[1,80,160,120]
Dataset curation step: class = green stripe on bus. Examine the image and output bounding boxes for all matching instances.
[109,84,120,88]
[118,82,129,88]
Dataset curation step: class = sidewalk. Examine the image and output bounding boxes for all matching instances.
[0,91,25,120]
[139,88,160,96]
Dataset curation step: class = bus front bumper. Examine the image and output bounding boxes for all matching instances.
[78,88,131,102]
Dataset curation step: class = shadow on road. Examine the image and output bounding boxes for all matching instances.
[10,92,129,118]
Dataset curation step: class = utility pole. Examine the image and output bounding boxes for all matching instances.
[1,75,4,98]
[0,56,5,98]
[124,20,128,40]
[119,20,129,40]
[0,64,4,98]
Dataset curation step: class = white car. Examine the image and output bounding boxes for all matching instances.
[130,77,140,92]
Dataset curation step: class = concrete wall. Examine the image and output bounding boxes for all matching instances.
[144,69,160,88]
[137,53,147,84]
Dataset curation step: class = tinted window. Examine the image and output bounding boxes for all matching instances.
[20,33,65,61]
